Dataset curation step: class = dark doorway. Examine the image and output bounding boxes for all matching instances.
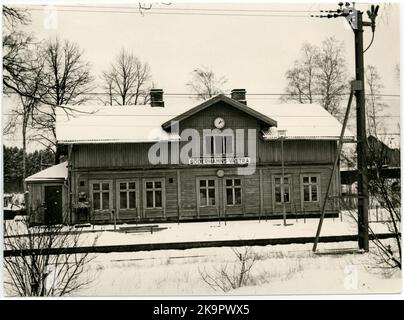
[44,185,63,225]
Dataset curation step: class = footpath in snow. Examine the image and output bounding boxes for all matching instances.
[6,210,392,248]
[76,213,390,247]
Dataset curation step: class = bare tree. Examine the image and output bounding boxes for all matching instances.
[282,43,318,104]
[365,65,388,137]
[199,247,257,292]
[368,136,400,270]
[186,65,228,100]
[102,49,152,105]
[102,71,115,106]
[316,37,348,118]
[11,50,47,183]
[3,6,30,26]
[2,6,33,96]
[4,218,97,296]
[365,138,400,270]
[283,37,348,119]
[2,7,49,180]
[340,136,401,271]
[30,38,93,150]
[3,113,17,136]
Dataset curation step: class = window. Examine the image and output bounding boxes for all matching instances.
[198,178,216,207]
[119,181,137,210]
[145,180,163,209]
[302,175,319,202]
[91,181,111,211]
[204,134,234,157]
[226,178,242,205]
[274,176,290,204]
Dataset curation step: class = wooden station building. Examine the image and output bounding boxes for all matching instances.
[25,89,354,225]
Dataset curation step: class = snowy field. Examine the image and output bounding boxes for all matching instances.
[4,211,401,296]
[76,241,401,296]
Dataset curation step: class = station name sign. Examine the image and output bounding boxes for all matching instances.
[188,157,251,165]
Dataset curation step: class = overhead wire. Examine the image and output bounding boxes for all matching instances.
[363,31,375,53]
[25,6,312,18]
[2,91,400,97]
[35,5,313,13]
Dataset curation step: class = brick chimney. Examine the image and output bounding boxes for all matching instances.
[150,89,164,107]
[231,89,247,105]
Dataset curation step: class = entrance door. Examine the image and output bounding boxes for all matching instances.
[273,175,293,214]
[197,177,219,218]
[44,185,63,225]
[222,177,243,217]
[143,179,165,219]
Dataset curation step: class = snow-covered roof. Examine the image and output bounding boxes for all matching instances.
[253,103,355,141]
[56,95,354,144]
[56,105,181,144]
[25,162,68,182]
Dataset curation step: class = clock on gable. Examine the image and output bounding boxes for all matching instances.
[214,117,225,129]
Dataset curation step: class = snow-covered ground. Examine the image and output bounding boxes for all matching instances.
[5,210,394,247]
[4,211,400,296]
[77,212,391,247]
[74,241,401,296]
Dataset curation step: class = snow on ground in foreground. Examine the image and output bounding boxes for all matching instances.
[75,241,401,297]
[4,211,400,296]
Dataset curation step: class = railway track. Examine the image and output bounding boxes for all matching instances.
[3,233,397,257]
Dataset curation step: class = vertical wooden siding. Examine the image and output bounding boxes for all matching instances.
[71,164,338,223]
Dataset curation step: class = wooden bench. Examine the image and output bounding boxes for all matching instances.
[118,225,167,234]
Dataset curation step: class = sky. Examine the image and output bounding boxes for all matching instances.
[1,1,401,151]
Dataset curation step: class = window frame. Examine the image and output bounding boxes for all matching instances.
[196,177,218,208]
[225,177,243,206]
[301,174,320,203]
[143,178,165,210]
[203,133,234,158]
[116,179,139,212]
[273,175,292,205]
[90,180,113,212]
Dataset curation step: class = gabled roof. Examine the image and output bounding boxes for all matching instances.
[55,95,354,144]
[161,94,278,129]
[25,162,68,182]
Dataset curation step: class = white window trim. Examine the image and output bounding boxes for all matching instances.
[90,180,113,212]
[197,177,218,208]
[273,175,292,204]
[225,177,243,206]
[143,178,165,209]
[203,133,234,157]
[302,174,320,203]
[116,179,139,212]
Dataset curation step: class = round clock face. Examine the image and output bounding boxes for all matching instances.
[217,170,225,178]
[214,117,225,129]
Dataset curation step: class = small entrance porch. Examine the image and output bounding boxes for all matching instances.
[25,162,69,225]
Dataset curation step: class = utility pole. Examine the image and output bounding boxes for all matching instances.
[278,130,287,226]
[311,3,379,252]
[354,10,369,251]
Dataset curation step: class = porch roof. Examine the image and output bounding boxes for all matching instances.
[25,162,68,182]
